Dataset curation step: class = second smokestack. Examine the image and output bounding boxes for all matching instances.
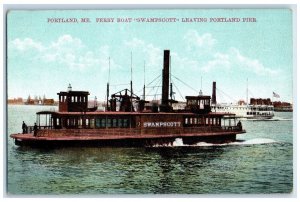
[212,81,216,105]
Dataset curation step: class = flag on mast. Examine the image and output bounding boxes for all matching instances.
[273,92,280,98]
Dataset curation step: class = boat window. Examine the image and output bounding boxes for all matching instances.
[78,118,82,128]
[95,118,101,128]
[101,119,106,128]
[68,118,74,127]
[112,118,117,127]
[107,118,111,127]
[90,118,95,128]
[86,119,89,127]
[118,119,123,127]
[205,118,209,125]
[123,119,128,127]
[200,100,204,109]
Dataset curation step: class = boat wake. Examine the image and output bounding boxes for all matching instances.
[271,117,293,121]
[195,138,277,147]
[152,138,277,147]
[244,117,292,121]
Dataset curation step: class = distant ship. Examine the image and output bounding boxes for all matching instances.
[211,104,274,120]
[210,82,274,120]
[11,50,246,147]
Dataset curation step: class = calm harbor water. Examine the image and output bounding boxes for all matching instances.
[6,105,293,195]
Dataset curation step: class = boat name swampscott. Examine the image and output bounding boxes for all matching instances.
[143,122,181,128]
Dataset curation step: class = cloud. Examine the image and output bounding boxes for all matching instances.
[171,52,200,70]
[9,35,117,72]
[10,38,45,52]
[124,38,162,69]
[230,48,279,76]
[181,30,279,76]
[183,30,216,52]
[9,32,279,77]
[200,47,279,76]
[201,52,231,72]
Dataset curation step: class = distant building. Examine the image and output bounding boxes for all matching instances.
[238,100,246,105]
[26,95,35,105]
[273,101,293,112]
[43,99,55,105]
[21,95,57,105]
[250,98,272,105]
[7,97,24,105]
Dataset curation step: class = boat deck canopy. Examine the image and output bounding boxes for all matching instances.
[36,111,57,115]
[35,111,235,117]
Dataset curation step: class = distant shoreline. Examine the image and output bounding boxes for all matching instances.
[7,103,58,106]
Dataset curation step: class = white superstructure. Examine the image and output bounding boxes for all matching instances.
[211,104,274,119]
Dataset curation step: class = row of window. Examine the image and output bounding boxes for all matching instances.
[247,112,273,115]
[187,99,210,106]
[95,118,129,128]
[184,117,221,126]
[59,95,87,103]
[56,117,130,128]
[213,107,273,111]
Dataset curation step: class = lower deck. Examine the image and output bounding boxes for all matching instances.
[11,130,241,147]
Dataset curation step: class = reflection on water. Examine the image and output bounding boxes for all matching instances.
[7,106,293,195]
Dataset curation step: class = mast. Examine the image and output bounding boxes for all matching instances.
[246,78,248,106]
[106,57,110,111]
[130,52,133,112]
[169,55,172,100]
[143,60,146,100]
[200,76,203,95]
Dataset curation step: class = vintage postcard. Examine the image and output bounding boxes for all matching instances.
[6,8,294,195]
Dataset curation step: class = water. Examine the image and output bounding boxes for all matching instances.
[6,105,293,195]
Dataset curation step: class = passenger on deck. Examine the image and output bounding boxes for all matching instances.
[22,121,27,134]
[237,121,242,130]
[33,123,38,137]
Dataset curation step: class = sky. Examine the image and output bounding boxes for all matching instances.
[7,9,293,103]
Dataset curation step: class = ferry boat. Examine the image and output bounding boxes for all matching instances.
[10,50,246,147]
[211,104,274,119]
[210,82,274,120]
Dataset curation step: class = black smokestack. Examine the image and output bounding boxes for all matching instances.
[161,50,170,107]
[212,81,216,105]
